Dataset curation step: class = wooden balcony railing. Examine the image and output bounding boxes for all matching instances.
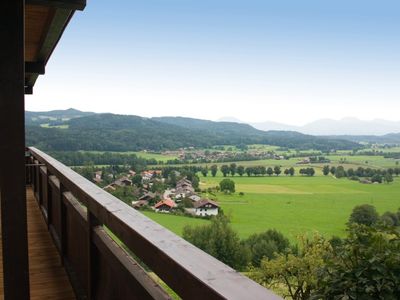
[25,147,281,300]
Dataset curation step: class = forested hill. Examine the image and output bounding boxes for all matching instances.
[26,108,95,125]
[25,111,360,151]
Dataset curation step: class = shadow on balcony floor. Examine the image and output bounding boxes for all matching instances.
[0,188,75,299]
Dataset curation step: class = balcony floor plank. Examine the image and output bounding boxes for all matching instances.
[0,188,75,299]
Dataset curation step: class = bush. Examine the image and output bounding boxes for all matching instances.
[219,178,235,193]
[182,215,249,270]
[243,229,291,267]
[349,204,379,226]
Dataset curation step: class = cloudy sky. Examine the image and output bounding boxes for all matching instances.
[26,0,400,125]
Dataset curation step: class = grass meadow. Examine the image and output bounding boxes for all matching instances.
[143,174,400,242]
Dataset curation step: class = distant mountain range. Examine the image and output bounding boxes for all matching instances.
[25,109,360,152]
[219,117,400,136]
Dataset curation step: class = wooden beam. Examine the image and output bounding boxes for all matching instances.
[0,0,30,299]
[26,0,86,11]
[25,62,45,74]
[25,86,33,95]
[25,8,75,88]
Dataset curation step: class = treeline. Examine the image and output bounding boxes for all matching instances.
[323,165,399,183]
[50,151,152,169]
[197,164,316,177]
[357,150,400,159]
[184,206,400,299]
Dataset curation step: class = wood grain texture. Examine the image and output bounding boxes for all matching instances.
[0,188,76,299]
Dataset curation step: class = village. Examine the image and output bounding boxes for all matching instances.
[94,169,220,218]
[160,147,285,163]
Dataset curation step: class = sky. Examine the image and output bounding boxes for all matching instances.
[26,0,400,125]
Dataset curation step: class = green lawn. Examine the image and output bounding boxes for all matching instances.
[141,211,209,236]
[143,175,400,242]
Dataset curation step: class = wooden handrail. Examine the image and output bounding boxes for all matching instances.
[27,147,281,300]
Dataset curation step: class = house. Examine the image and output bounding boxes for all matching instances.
[128,170,136,177]
[114,177,132,187]
[175,177,195,200]
[187,199,219,217]
[103,184,116,192]
[132,200,149,209]
[154,199,176,212]
[141,171,154,182]
[176,178,193,190]
[93,171,102,183]
[163,189,175,200]
[189,195,201,202]
[139,192,156,201]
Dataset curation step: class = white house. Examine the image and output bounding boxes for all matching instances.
[187,199,219,217]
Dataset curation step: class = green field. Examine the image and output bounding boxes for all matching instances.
[143,175,400,242]
[141,211,209,235]
[40,123,69,129]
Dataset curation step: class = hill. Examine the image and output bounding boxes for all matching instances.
[25,108,95,125]
[325,133,400,144]
[25,110,361,152]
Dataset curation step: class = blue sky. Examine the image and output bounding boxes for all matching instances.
[26,0,400,125]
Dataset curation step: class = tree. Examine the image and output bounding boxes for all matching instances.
[322,165,330,176]
[335,166,346,178]
[371,174,383,183]
[200,167,208,177]
[266,167,274,176]
[250,234,330,300]
[289,167,295,176]
[131,174,142,186]
[245,167,252,177]
[384,173,393,184]
[284,168,290,176]
[219,178,235,193]
[349,204,379,226]
[237,165,245,176]
[330,166,336,176]
[274,166,282,176]
[229,163,237,176]
[220,165,229,177]
[317,224,400,299]
[183,215,250,270]
[210,165,218,177]
[243,229,291,267]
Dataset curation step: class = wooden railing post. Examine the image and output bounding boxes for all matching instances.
[46,171,52,229]
[88,211,100,299]
[60,185,67,263]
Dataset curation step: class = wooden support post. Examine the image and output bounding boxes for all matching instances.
[88,212,100,299]
[0,0,30,299]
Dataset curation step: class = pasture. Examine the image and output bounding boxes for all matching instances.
[143,174,400,242]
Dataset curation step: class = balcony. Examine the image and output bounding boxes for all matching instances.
[4,147,279,299]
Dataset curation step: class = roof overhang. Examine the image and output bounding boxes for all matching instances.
[25,0,86,94]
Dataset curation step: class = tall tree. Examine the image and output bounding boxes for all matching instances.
[210,164,218,177]
[274,166,282,176]
[230,163,237,176]
[266,167,274,176]
[237,165,245,177]
[322,165,330,176]
[220,165,229,177]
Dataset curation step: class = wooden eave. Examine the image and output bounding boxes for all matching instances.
[25,0,86,94]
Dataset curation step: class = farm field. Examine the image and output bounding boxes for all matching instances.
[143,175,400,242]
